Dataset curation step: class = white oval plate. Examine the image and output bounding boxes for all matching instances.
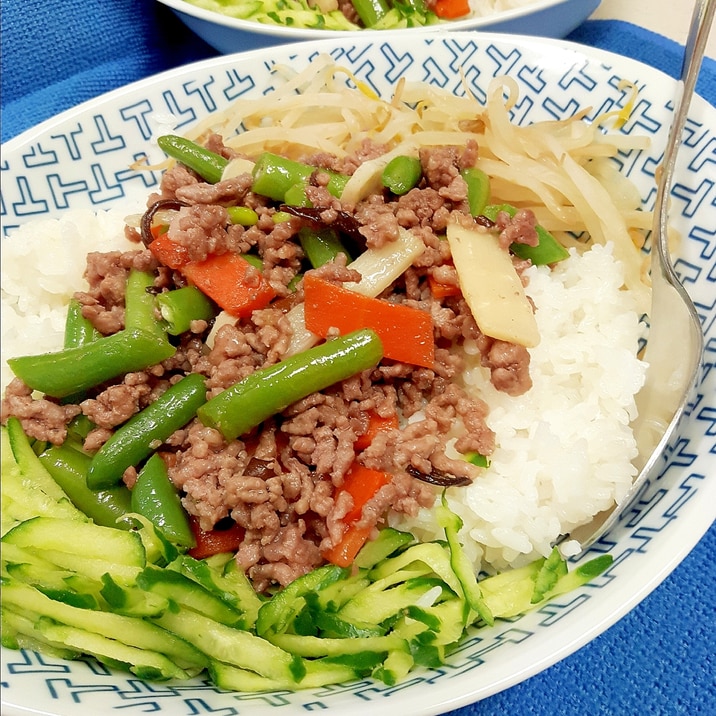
[157,0,600,53]
[1,31,714,716]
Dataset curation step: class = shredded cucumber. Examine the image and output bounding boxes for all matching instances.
[0,422,613,691]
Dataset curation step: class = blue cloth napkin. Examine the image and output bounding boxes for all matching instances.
[1,2,715,714]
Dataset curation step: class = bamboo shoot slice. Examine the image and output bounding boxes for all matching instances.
[446,222,539,348]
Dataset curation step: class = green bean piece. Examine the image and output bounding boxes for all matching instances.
[62,298,102,404]
[227,206,259,226]
[87,373,208,489]
[402,0,428,12]
[131,453,195,548]
[460,167,491,217]
[251,152,349,202]
[156,134,228,184]
[352,0,390,26]
[241,253,263,271]
[298,227,351,268]
[8,329,177,399]
[64,298,100,349]
[198,329,383,442]
[283,183,312,207]
[38,444,132,529]
[125,270,167,341]
[481,203,570,265]
[381,156,422,196]
[155,286,217,336]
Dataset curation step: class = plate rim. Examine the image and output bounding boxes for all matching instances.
[2,30,715,716]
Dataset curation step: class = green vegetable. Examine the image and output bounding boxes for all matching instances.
[256,564,347,637]
[7,329,176,400]
[155,285,217,335]
[351,0,390,26]
[169,553,263,629]
[251,152,349,202]
[87,373,207,489]
[38,443,132,529]
[460,167,491,217]
[1,582,205,677]
[298,226,351,268]
[531,544,568,603]
[131,454,195,548]
[3,516,146,569]
[2,418,86,531]
[198,329,383,442]
[63,298,100,349]
[437,493,492,625]
[125,270,165,339]
[482,203,570,265]
[283,182,312,207]
[137,565,244,627]
[381,155,422,195]
[464,451,490,468]
[155,607,306,683]
[156,134,228,184]
[226,206,259,226]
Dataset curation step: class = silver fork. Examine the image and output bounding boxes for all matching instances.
[565,0,712,552]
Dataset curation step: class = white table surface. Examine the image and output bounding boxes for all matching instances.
[593,0,715,59]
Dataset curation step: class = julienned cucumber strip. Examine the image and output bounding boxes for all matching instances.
[1,430,614,693]
[2,420,86,532]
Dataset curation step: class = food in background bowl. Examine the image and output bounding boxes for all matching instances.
[181,0,539,31]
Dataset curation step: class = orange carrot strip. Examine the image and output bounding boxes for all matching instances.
[303,273,434,369]
[187,517,245,560]
[340,463,393,523]
[321,463,392,567]
[434,0,470,18]
[148,232,191,270]
[322,524,373,568]
[428,274,462,299]
[182,253,276,318]
[354,411,399,451]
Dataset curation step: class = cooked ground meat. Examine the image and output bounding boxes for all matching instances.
[1,131,537,592]
[0,378,80,445]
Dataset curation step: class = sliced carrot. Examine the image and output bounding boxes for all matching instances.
[322,523,373,568]
[321,463,392,567]
[354,411,399,451]
[339,463,392,523]
[434,0,470,18]
[428,274,462,299]
[187,517,245,560]
[182,252,276,318]
[148,231,191,270]
[303,273,434,369]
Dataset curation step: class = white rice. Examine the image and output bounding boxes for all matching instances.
[395,243,647,572]
[1,210,647,575]
[1,207,143,391]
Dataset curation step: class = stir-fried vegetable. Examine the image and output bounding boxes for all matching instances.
[7,330,176,399]
[182,253,277,318]
[446,222,540,348]
[198,328,384,442]
[157,134,228,184]
[303,274,435,368]
[87,373,208,489]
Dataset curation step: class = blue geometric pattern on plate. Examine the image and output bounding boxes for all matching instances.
[1,33,715,716]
